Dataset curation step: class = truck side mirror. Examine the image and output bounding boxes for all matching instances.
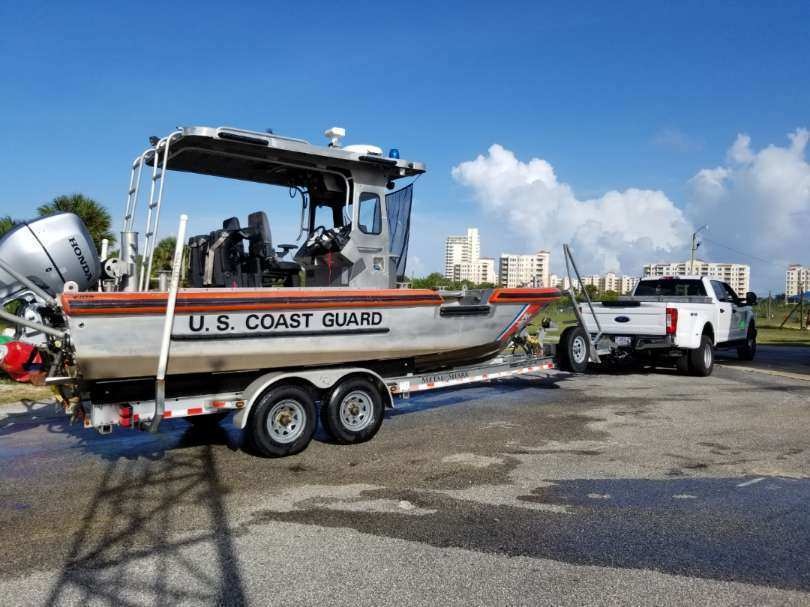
[745,292,757,306]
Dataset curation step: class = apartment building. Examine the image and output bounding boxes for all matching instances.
[549,273,637,294]
[443,228,496,284]
[643,260,750,297]
[786,264,810,297]
[453,257,497,285]
[444,228,480,279]
[498,251,551,288]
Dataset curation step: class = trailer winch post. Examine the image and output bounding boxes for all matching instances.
[147,214,187,433]
[563,244,602,364]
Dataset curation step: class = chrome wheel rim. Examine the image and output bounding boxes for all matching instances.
[704,344,712,368]
[572,335,587,364]
[339,390,374,431]
[267,399,306,444]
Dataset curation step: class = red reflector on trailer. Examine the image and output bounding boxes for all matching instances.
[187,407,203,416]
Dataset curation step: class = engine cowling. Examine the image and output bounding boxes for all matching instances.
[0,213,100,303]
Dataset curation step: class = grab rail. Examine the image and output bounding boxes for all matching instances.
[146,214,187,433]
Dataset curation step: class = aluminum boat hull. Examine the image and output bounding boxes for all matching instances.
[61,287,560,381]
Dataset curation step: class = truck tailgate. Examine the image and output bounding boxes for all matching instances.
[580,303,666,335]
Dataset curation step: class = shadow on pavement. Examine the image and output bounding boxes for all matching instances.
[716,344,810,376]
[44,426,248,606]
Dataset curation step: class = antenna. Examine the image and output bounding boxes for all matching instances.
[325,127,346,148]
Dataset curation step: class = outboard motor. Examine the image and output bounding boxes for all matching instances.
[0,212,101,303]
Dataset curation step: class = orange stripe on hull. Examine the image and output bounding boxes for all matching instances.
[61,288,445,316]
[488,288,562,304]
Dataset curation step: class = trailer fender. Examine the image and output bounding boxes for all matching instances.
[233,367,394,429]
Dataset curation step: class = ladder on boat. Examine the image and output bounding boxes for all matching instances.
[120,131,182,291]
[139,132,182,290]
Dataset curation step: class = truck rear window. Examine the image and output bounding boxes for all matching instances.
[634,279,706,297]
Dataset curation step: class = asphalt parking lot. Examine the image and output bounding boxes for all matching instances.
[0,348,808,606]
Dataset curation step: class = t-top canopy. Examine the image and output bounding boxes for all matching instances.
[144,126,426,193]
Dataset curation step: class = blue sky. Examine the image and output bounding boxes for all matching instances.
[1,1,808,291]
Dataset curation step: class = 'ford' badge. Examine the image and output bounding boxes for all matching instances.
[615,316,630,323]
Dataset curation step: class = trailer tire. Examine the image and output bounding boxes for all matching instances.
[247,384,317,457]
[321,377,384,444]
[557,326,590,373]
[688,335,714,377]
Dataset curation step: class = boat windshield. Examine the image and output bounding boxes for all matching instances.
[386,184,413,280]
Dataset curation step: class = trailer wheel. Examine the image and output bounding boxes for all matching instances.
[557,326,590,373]
[248,384,317,457]
[321,377,384,444]
[688,335,714,377]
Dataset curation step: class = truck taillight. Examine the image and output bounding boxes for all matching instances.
[666,307,678,334]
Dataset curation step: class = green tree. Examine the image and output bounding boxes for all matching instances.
[37,194,115,251]
[150,237,177,277]
[0,215,20,238]
[577,284,599,301]
[601,290,619,301]
[410,272,452,289]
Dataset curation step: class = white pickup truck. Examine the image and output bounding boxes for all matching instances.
[556,276,758,376]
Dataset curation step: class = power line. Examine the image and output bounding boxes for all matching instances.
[701,236,788,271]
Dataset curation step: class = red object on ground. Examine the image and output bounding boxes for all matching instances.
[0,341,45,383]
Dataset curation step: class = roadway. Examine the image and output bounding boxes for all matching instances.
[0,348,808,605]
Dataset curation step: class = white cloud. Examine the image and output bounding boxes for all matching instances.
[687,128,810,290]
[451,144,692,275]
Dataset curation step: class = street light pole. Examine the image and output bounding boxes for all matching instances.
[690,224,709,274]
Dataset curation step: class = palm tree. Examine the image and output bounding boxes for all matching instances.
[37,194,115,251]
[151,237,177,276]
[0,215,20,238]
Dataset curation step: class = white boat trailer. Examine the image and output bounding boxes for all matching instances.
[83,351,556,433]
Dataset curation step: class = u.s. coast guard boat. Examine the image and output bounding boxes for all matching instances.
[0,125,560,454]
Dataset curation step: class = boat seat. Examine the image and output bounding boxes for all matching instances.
[248,211,274,258]
[186,213,301,287]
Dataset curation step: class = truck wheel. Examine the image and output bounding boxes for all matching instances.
[557,326,590,373]
[321,377,384,444]
[737,326,757,361]
[689,335,714,377]
[248,384,316,457]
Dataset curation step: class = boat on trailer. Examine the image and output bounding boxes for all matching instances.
[0,125,560,455]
